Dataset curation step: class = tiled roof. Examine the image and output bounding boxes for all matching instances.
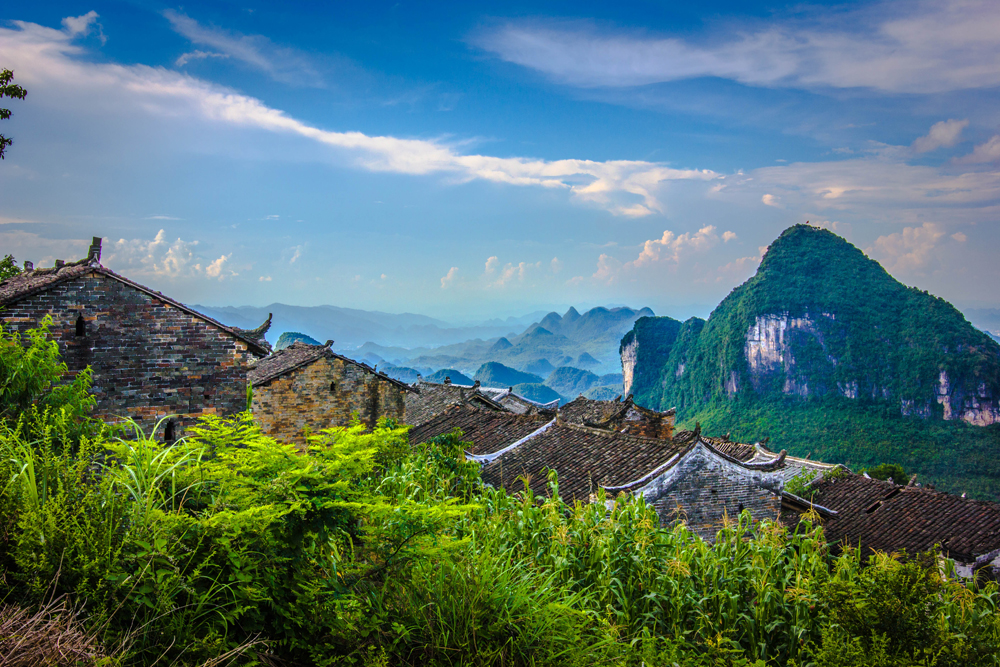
[405,380,505,426]
[479,387,559,414]
[248,341,414,391]
[558,396,627,425]
[408,404,550,455]
[481,422,686,502]
[804,474,1000,562]
[559,395,676,435]
[671,430,757,462]
[0,258,269,356]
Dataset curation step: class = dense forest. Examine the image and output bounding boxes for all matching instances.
[623,225,1000,499]
[1,319,999,665]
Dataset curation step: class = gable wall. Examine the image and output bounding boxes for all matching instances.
[1,273,255,435]
[642,450,782,540]
[251,356,407,444]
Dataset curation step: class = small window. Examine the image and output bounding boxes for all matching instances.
[164,420,176,444]
[738,503,745,513]
[75,314,85,337]
[329,381,336,393]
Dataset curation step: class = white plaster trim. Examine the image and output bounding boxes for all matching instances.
[467,418,556,464]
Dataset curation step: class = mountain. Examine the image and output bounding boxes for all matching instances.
[425,369,474,385]
[473,362,543,388]
[524,358,555,377]
[511,383,563,405]
[545,366,601,398]
[192,303,529,350]
[275,331,321,350]
[621,224,1000,499]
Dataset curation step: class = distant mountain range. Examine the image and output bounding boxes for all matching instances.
[191,303,549,350]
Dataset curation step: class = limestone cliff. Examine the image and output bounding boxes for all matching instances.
[620,224,1000,427]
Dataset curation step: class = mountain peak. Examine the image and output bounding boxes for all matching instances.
[563,306,581,321]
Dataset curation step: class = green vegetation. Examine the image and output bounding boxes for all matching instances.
[544,366,601,397]
[274,331,322,350]
[425,368,474,385]
[681,396,1000,499]
[584,385,621,401]
[473,361,543,388]
[2,319,999,665]
[626,225,1000,498]
[510,382,563,405]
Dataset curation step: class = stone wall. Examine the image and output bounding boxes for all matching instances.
[650,468,782,540]
[251,356,407,444]
[1,272,256,436]
[635,441,783,541]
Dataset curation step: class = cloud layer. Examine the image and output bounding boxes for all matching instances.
[476,0,1000,93]
[0,15,717,217]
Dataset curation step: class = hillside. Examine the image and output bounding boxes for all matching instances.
[473,362,543,388]
[621,224,1000,498]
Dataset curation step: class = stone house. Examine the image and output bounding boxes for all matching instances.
[559,395,675,439]
[477,419,790,539]
[0,238,269,438]
[249,341,414,443]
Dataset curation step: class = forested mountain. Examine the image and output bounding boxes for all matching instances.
[621,224,1000,498]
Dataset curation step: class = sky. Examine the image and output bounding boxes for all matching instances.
[1,0,999,322]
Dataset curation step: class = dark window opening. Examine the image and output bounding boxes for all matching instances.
[738,503,745,513]
[329,381,336,393]
[75,314,86,337]
[165,420,176,444]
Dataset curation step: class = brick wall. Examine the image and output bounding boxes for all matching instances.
[251,356,407,444]
[622,413,674,439]
[1,272,256,436]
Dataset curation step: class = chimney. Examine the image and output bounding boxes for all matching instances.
[444,376,451,385]
[54,260,64,268]
[22,260,32,271]
[87,237,102,263]
[473,380,481,388]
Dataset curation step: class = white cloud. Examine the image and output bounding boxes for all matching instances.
[259,275,272,282]
[592,253,621,283]
[492,260,541,287]
[0,17,718,217]
[869,222,947,273]
[951,232,967,242]
[632,225,726,269]
[440,266,459,288]
[550,256,562,273]
[722,231,737,242]
[105,229,202,278]
[145,215,181,220]
[484,256,499,274]
[163,10,322,87]
[284,244,305,264]
[205,254,232,279]
[592,225,732,284]
[912,119,968,153]
[175,50,230,68]
[761,194,780,207]
[955,135,1000,164]
[476,0,1000,94]
[61,11,104,44]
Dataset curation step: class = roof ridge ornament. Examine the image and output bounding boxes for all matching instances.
[87,237,102,265]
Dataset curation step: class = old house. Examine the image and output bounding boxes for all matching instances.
[479,421,790,539]
[408,404,552,461]
[404,378,508,426]
[559,395,675,439]
[0,238,269,438]
[249,341,413,443]
[787,473,1000,579]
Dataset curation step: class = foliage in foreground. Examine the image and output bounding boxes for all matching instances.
[0,321,997,665]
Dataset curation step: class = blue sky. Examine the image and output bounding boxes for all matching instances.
[1,0,999,321]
